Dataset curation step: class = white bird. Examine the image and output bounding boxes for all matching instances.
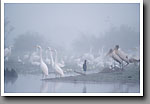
[47,47,64,77]
[74,58,83,69]
[47,47,55,67]
[30,52,40,61]
[31,61,40,66]
[106,48,123,69]
[4,45,13,61]
[48,47,65,68]
[29,51,40,66]
[36,45,49,79]
[45,50,51,65]
[23,52,29,60]
[114,45,129,66]
[53,49,64,77]
[57,59,65,68]
[17,56,24,64]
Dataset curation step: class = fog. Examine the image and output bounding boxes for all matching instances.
[4,3,140,93]
[5,3,140,53]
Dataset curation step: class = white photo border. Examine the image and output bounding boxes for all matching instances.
[1,0,143,96]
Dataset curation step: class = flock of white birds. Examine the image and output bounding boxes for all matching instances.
[4,45,140,79]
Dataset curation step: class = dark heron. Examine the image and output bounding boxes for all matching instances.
[83,60,87,74]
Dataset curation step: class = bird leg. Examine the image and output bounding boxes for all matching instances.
[124,62,129,68]
[46,75,48,79]
[114,61,116,68]
[110,65,114,70]
[119,64,121,70]
[120,61,124,70]
[42,73,46,79]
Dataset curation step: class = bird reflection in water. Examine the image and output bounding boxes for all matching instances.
[51,81,62,93]
[40,80,62,93]
[40,80,49,93]
[82,82,87,93]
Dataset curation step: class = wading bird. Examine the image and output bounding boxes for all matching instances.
[53,49,64,77]
[45,50,51,65]
[106,48,123,69]
[114,45,129,67]
[17,56,24,64]
[29,51,40,66]
[36,45,49,79]
[47,47,64,77]
[4,45,13,61]
[47,47,54,67]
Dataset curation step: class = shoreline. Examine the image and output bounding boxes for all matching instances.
[42,66,140,84]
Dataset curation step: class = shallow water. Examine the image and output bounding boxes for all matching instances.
[4,74,140,93]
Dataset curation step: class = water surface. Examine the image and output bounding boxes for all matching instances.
[5,74,140,93]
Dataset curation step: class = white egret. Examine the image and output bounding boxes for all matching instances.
[23,52,30,60]
[57,59,65,68]
[94,48,105,68]
[36,45,49,79]
[47,47,64,77]
[17,56,24,64]
[4,45,13,61]
[74,58,83,69]
[29,52,40,66]
[47,47,65,68]
[45,50,51,65]
[47,47,54,67]
[53,49,64,77]
[31,61,40,66]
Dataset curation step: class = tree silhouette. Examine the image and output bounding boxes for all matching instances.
[13,32,44,55]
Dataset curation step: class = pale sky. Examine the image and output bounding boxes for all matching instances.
[5,3,140,48]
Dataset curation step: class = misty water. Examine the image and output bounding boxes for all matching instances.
[5,73,140,93]
[4,3,140,94]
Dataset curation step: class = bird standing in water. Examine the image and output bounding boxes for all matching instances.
[106,48,123,69]
[36,45,49,79]
[4,45,13,61]
[114,45,129,67]
[83,60,87,75]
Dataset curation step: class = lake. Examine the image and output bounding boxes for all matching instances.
[4,74,140,93]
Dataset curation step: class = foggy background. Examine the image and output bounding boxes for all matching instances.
[4,3,141,94]
[4,3,140,56]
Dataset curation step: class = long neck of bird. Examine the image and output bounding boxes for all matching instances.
[50,51,54,66]
[54,50,58,64]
